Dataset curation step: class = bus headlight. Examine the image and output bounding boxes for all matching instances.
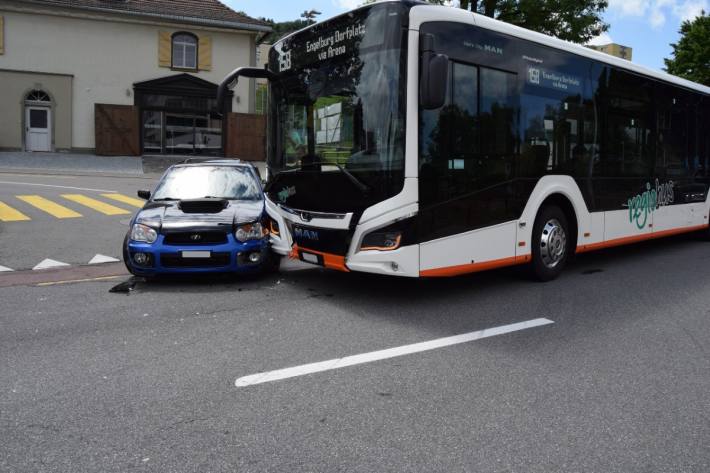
[236,222,267,242]
[130,224,158,243]
[360,231,402,251]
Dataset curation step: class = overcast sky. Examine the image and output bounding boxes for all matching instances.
[225,0,708,71]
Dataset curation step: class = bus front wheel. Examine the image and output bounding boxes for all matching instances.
[531,206,570,281]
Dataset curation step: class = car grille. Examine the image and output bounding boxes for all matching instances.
[160,252,231,268]
[163,231,229,245]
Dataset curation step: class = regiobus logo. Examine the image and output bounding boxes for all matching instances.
[626,179,675,230]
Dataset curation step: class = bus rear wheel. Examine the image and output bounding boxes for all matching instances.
[531,206,570,281]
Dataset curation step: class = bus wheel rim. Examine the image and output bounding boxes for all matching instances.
[540,219,566,269]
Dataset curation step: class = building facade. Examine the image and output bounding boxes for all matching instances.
[587,43,633,61]
[0,0,270,156]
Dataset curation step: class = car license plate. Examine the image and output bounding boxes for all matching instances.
[300,251,321,265]
[182,250,211,259]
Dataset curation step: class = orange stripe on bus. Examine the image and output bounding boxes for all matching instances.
[576,224,709,254]
[420,254,531,278]
[290,244,350,272]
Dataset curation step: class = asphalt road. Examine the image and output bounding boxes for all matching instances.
[0,171,158,271]
[1,203,709,473]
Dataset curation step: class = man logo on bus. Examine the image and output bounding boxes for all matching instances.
[626,179,674,230]
[528,67,541,85]
[294,227,319,241]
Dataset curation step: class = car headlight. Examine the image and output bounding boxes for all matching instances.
[360,230,402,251]
[130,223,158,243]
[235,222,267,242]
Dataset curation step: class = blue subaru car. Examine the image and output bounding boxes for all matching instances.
[123,160,279,277]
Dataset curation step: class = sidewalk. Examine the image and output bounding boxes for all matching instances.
[0,152,266,177]
[0,151,144,175]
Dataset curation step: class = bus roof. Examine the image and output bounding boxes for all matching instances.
[274,1,709,96]
[409,4,710,96]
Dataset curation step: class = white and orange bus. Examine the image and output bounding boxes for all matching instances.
[219,0,710,280]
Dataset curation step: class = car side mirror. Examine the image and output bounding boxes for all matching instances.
[420,34,449,110]
[137,190,151,200]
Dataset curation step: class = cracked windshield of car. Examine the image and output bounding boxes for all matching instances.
[153,166,262,201]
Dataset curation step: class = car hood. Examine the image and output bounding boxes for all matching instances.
[134,199,264,233]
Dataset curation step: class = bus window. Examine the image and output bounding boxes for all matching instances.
[520,95,584,176]
[699,99,710,177]
[480,67,516,158]
[419,59,518,238]
[656,85,690,179]
[420,62,517,202]
[598,70,652,178]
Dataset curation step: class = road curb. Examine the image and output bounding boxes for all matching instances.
[0,262,129,288]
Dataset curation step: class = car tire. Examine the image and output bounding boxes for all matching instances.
[531,205,570,282]
[262,250,282,274]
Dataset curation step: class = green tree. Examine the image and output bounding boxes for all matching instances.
[362,0,608,44]
[664,12,710,86]
[259,10,322,44]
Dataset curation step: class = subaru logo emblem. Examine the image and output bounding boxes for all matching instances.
[190,234,202,241]
[300,212,312,222]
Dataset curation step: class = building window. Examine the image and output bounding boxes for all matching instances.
[172,33,198,70]
[255,83,268,115]
[26,90,51,103]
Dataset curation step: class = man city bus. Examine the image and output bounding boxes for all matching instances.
[218,0,710,280]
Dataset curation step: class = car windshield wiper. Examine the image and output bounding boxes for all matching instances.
[153,197,178,201]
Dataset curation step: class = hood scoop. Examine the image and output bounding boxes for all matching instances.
[178,198,228,214]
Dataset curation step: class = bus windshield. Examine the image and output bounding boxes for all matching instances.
[266,4,407,213]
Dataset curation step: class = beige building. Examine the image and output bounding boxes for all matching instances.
[587,43,633,61]
[0,0,270,156]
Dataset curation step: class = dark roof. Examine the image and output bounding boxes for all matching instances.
[15,0,271,32]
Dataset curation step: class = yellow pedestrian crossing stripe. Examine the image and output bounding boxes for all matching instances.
[0,201,31,222]
[101,193,145,208]
[17,195,83,219]
[61,194,131,216]
[1,193,141,222]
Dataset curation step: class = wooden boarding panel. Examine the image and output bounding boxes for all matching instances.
[226,113,266,161]
[95,104,140,156]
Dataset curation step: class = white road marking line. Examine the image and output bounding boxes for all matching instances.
[33,259,71,270]
[0,181,116,192]
[37,276,122,286]
[235,318,554,387]
[88,254,121,264]
[0,265,14,272]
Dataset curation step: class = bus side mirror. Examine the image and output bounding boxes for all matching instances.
[137,190,151,200]
[420,35,449,110]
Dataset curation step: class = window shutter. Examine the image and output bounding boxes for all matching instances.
[198,35,212,71]
[158,31,171,67]
[0,16,5,55]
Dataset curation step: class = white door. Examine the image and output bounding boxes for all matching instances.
[26,106,51,152]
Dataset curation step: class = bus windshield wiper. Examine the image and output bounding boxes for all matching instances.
[334,163,370,195]
[306,159,370,195]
